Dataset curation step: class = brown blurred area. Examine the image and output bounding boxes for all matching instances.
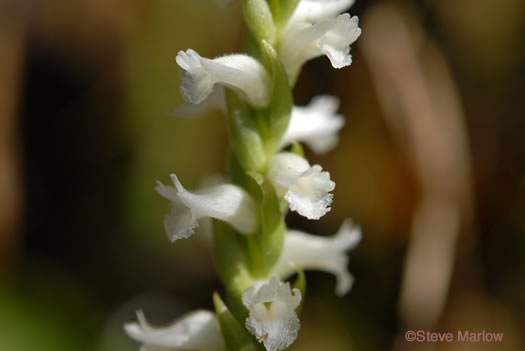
[0,0,25,266]
[0,0,524,350]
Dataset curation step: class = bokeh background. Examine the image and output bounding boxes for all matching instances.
[1,0,524,350]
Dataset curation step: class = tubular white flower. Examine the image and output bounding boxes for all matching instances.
[280,95,345,154]
[280,13,361,77]
[268,152,335,220]
[176,49,270,107]
[289,0,355,24]
[156,174,256,242]
[124,310,225,351]
[242,276,302,351]
[273,219,361,296]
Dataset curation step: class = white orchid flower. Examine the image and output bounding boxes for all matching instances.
[280,13,361,77]
[242,276,302,351]
[156,174,256,242]
[279,0,361,78]
[268,152,335,220]
[280,95,345,154]
[124,310,225,351]
[273,219,361,296]
[176,49,270,107]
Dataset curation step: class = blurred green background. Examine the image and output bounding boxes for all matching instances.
[0,0,524,350]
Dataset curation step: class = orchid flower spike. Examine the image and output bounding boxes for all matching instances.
[280,1,361,77]
[176,49,270,107]
[280,95,345,154]
[156,174,256,242]
[242,276,302,351]
[268,152,335,220]
[273,219,362,296]
[124,310,225,351]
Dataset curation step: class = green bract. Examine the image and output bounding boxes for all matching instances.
[261,40,293,157]
[214,293,264,351]
[226,89,267,173]
[248,172,284,277]
[242,0,276,45]
[213,220,253,297]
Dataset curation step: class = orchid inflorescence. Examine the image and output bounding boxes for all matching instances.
[125,0,362,350]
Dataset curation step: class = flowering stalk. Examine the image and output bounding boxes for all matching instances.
[126,1,362,350]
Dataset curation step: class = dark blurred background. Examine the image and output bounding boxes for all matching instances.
[0,0,524,350]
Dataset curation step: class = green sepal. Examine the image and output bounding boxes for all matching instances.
[291,264,307,315]
[272,0,300,30]
[242,0,276,45]
[213,293,264,351]
[260,40,293,157]
[226,88,267,173]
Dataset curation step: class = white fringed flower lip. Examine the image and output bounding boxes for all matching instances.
[273,219,362,296]
[242,276,302,351]
[268,152,335,220]
[124,310,225,351]
[280,95,345,154]
[176,49,270,107]
[156,174,256,242]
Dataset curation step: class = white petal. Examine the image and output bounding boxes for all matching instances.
[176,49,270,107]
[242,277,301,351]
[268,153,335,220]
[156,174,256,241]
[289,0,355,24]
[195,174,231,245]
[124,310,225,351]
[280,13,361,76]
[273,219,361,296]
[280,95,345,154]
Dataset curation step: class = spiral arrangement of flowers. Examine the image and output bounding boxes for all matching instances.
[125,1,362,350]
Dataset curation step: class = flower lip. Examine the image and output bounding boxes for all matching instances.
[242,276,302,351]
[268,153,335,220]
[280,10,362,77]
[156,174,257,242]
[318,13,361,68]
[156,179,198,242]
[176,49,270,107]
